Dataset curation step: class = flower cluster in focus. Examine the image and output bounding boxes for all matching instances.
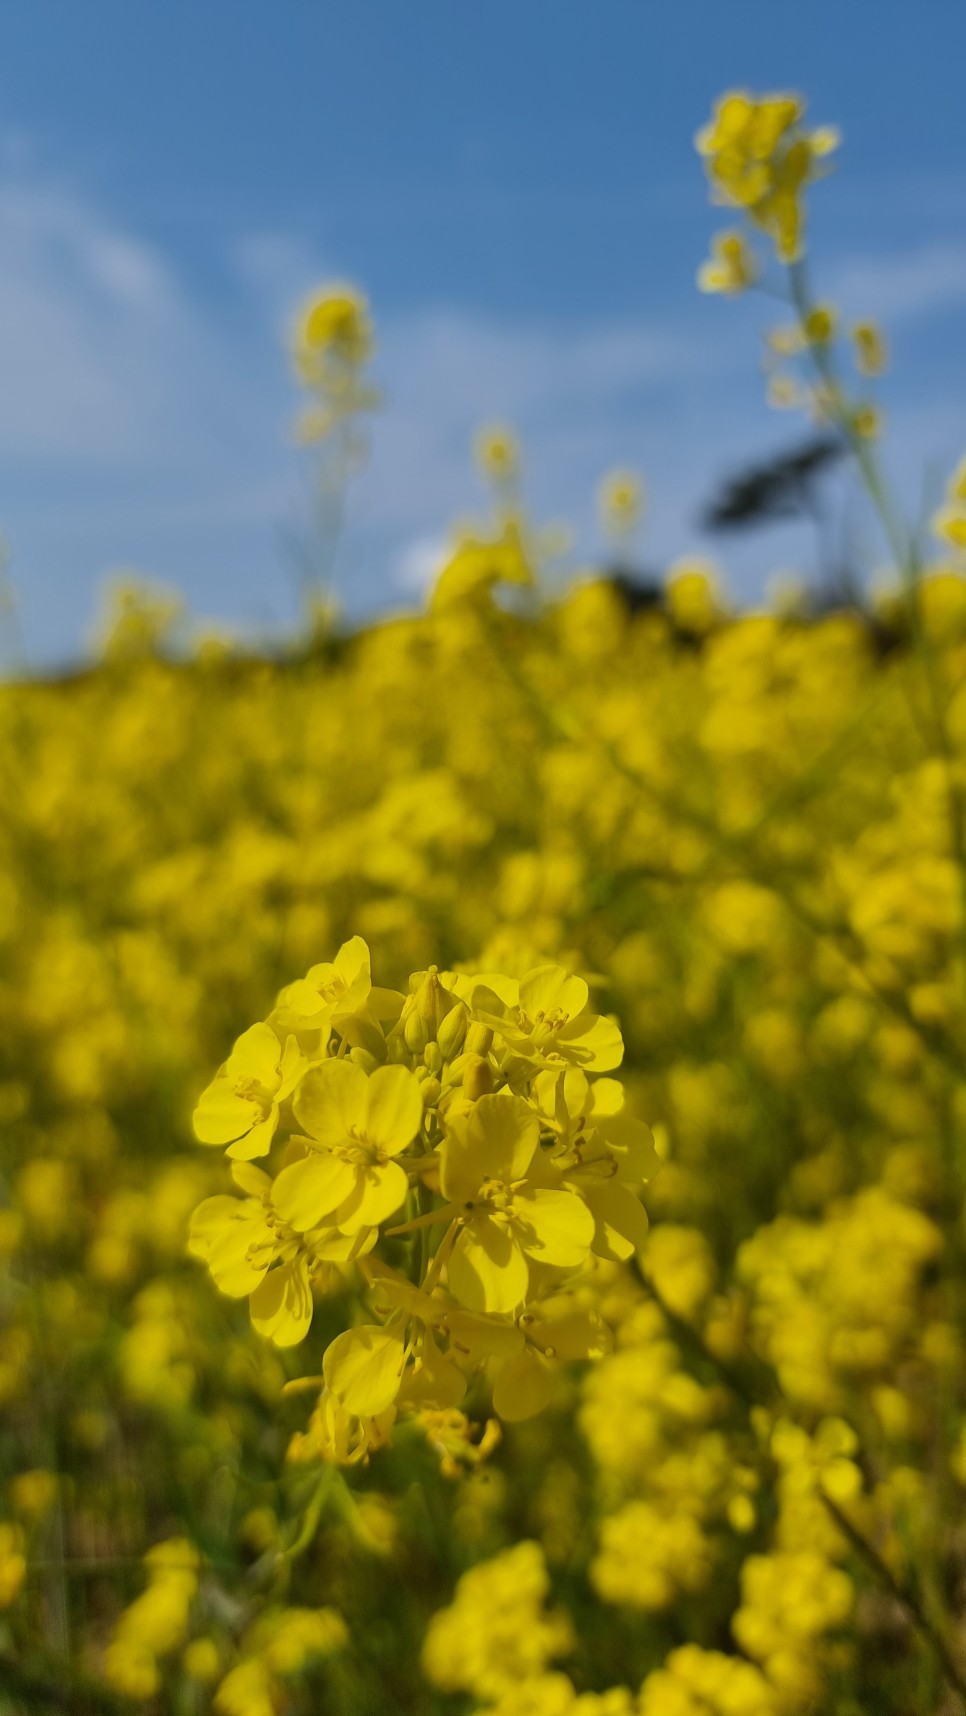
[189,940,657,1453]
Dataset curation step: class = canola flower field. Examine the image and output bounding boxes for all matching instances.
[5,89,966,1716]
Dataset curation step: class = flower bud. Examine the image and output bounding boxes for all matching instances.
[419,1076,442,1108]
[462,1054,493,1102]
[404,1007,430,1054]
[386,1029,410,1064]
[423,1042,443,1076]
[436,1003,468,1060]
[464,1021,493,1057]
[410,966,461,1039]
[350,1048,381,1075]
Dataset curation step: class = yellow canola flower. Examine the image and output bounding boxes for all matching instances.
[189,943,650,1437]
[422,1541,573,1703]
[272,1060,422,1236]
[193,1023,303,1161]
[697,89,838,261]
[104,1538,200,1698]
[803,302,837,344]
[294,283,372,369]
[214,1606,346,1716]
[476,965,624,1072]
[432,520,535,610]
[732,1548,853,1698]
[532,1067,660,1261]
[440,1091,595,1313]
[271,934,376,1038]
[640,1644,778,1716]
[697,229,757,295]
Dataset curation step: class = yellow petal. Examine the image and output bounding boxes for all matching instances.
[187,1195,240,1261]
[526,1295,610,1360]
[231,1161,272,1197]
[207,1211,271,1297]
[332,934,371,990]
[272,1152,357,1231]
[598,1114,661,1181]
[276,1035,304,1099]
[309,1224,378,1262]
[934,507,966,551]
[273,976,331,1025]
[445,1308,525,1362]
[323,1324,405,1416]
[519,965,588,1022]
[293,1058,367,1146]
[512,1188,594,1268]
[226,1108,278,1161]
[492,1347,555,1422]
[363,1065,422,1156]
[559,1012,624,1071]
[334,1160,408,1233]
[192,1078,257,1146]
[579,1179,650,1261]
[448,1217,529,1313]
[588,1077,624,1117]
[249,1258,313,1347]
[225,1021,282,1086]
[462,1092,540,1194]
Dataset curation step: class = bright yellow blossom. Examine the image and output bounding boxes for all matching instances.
[697,89,838,260]
[440,1091,595,1312]
[272,1059,422,1235]
[697,228,757,294]
[192,1023,302,1160]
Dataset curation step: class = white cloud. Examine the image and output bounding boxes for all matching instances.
[0,174,284,471]
[1,171,965,660]
[393,533,449,595]
[830,243,966,324]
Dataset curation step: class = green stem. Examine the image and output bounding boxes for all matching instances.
[284,1464,337,1562]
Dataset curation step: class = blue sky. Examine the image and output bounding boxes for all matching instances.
[2,0,966,660]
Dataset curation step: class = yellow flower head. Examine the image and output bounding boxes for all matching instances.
[697,229,757,295]
[431,521,535,610]
[804,302,837,345]
[697,89,839,261]
[440,1091,594,1313]
[273,1059,422,1237]
[190,945,651,1429]
[295,284,372,367]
